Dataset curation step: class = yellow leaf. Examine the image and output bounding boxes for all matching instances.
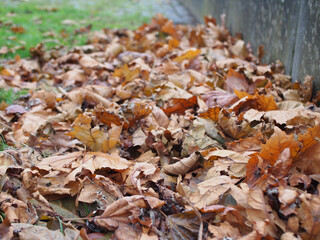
[67,114,122,152]
[113,64,140,85]
[173,49,201,63]
[234,89,250,99]
[258,94,278,111]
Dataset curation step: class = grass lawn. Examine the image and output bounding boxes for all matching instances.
[0,0,155,58]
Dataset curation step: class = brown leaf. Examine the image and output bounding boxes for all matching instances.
[161,20,179,39]
[0,218,13,240]
[5,105,27,115]
[208,222,240,238]
[161,61,180,75]
[227,131,265,153]
[163,152,201,175]
[300,75,313,102]
[297,193,320,237]
[218,109,253,139]
[94,196,164,231]
[294,142,320,175]
[297,123,320,156]
[201,90,238,108]
[57,68,86,86]
[246,188,278,237]
[77,175,123,206]
[224,69,250,93]
[113,64,141,85]
[0,193,37,224]
[270,148,292,180]
[65,151,131,183]
[204,150,249,178]
[12,223,64,240]
[188,176,237,208]
[10,26,26,34]
[166,211,201,240]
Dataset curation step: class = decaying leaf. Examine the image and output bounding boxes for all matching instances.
[166,211,201,240]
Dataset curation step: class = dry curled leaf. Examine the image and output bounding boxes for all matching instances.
[163,152,201,175]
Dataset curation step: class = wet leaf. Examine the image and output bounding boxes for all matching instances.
[166,211,200,240]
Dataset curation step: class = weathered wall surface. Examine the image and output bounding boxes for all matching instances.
[182,0,320,91]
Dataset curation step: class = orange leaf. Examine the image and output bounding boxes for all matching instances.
[161,20,178,39]
[245,154,268,187]
[259,127,299,165]
[168,38,180,50]
[234,90,278,111]
[163,95,197,115]
[10,26,26,34]
[173,49,201,63]
[234,89,250,99]
[127,102,152,126]
[297,123,320,156]
[199,107,222,122]
[258,94,278,111]
[95,111,122,127]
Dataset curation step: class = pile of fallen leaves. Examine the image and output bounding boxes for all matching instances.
[0,14,320,240]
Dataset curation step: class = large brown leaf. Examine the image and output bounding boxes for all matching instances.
[94,195,164,231]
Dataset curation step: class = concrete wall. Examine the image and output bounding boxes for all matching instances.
[182,0,320,92]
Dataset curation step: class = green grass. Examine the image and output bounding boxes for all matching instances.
[0,88,29,151]
[0,88,29,104]
[0,0,154,58]
[0,134,10,151]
